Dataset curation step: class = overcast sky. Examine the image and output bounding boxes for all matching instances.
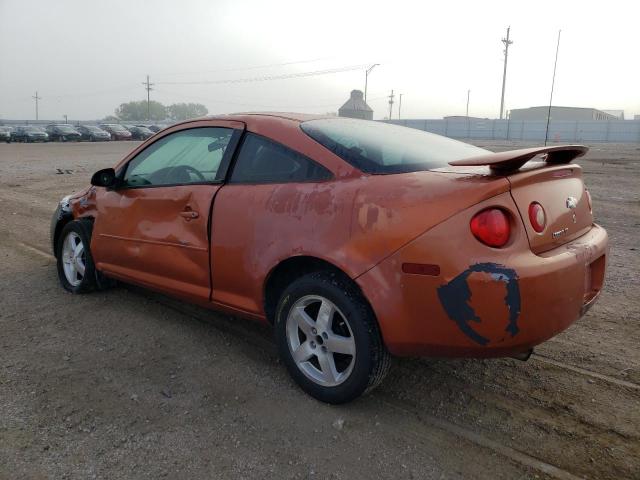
[1,0,638,121]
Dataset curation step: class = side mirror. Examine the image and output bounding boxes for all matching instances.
[91,168,117,188]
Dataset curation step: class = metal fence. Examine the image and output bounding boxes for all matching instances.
[385,119,640,143]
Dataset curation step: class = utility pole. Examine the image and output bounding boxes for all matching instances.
[545,30,562,146]
[466,89,470,117]
[32,91,42,120]
[398,94,403,119]
[499,26,513,119]
[364,64,379,104]
[142,74,154,121]
[388,90,395,120]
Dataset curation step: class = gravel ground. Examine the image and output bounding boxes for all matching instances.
[0,139,638,480]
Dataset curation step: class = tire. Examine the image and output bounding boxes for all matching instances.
[275,271,391,404]
[56,219,98,293]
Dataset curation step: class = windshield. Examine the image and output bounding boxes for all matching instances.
[25,126,44,132]
[300,118,489,174]
[84,126,102,132]
[108,125,127,132]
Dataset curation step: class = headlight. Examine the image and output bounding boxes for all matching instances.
[60,195,72,213]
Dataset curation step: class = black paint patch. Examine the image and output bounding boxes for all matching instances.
[437,262,521,345]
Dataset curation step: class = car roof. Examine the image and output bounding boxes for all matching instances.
[165,112,335,131]
[208,112,330,123]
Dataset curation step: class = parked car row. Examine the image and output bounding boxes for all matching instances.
[0,123,166,143]
[0,126,13,143]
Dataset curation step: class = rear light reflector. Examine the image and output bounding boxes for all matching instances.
[402,263,441,276]
[528,202,546,233]
[470,208,510,248]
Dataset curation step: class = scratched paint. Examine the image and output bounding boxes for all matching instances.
[437,262,521,346]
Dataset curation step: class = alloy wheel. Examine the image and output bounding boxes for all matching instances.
[286,295,356,387]
[61,231,86,287]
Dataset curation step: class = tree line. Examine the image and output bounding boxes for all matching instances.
[105,100,208,122]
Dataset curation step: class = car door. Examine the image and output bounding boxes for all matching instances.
[91,122,243,302]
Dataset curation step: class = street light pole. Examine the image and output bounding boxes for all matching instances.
[364,64,379,104]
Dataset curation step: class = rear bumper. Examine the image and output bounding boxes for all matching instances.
[356,192,608,358]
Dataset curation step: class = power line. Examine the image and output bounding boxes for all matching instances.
[47,84,139,101]
[157,56,335,77]
[156,64,367,86]
[154,87,377,110]
[499,26,513,120]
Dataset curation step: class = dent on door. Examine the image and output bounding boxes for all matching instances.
[92,185,219,301]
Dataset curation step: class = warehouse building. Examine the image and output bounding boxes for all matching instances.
[602,110,625,120]
[338,90,373,120]
[509,106,619,121]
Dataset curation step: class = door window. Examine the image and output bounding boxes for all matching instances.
[123,127,234,187]
[229,133,332,183]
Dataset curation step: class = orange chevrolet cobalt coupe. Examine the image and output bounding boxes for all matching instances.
[51,114,608,403]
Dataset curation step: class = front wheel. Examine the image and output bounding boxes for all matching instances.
[56,220,97,293]
[275,271,391,404]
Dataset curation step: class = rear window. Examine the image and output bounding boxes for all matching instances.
[300,118,488,174]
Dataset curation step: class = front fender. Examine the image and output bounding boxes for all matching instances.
[50,196,73,257]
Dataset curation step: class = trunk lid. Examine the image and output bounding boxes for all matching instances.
[507,164,593,253]
[439,144,593,254]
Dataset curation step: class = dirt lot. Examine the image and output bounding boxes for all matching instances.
[0,139,638,480]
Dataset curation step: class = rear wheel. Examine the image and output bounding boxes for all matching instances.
[275,271,390,404]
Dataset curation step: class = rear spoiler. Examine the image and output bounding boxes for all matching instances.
[448,145,588,172]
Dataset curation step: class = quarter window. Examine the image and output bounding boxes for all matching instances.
[123,127,234,187]
[229,133,332,183]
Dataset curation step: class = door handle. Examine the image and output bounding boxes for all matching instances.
[180,209,199,220]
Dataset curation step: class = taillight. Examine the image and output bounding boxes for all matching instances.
[470,208,510,248]
[585,190,593,213]
[528,202,546,233]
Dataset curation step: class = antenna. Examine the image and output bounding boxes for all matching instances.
[544,30,562,146]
